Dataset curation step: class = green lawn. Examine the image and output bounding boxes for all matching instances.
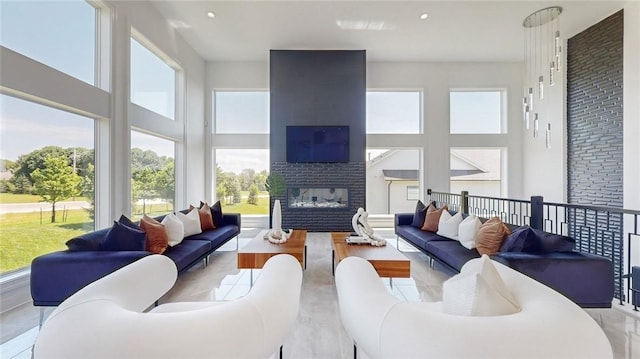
[221,193,269,214]
[0,209,94,272]
[0,193,269,273]
[0,193,88,204]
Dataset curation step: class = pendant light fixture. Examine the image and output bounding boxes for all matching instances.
[522,6,562,143]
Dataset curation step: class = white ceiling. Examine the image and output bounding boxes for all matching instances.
[151,1,625,63]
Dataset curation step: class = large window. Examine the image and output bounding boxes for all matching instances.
[366,148,421,215]
[130,37,176,119]
[0,0,96,85]
[214,149,269,215]
[0,95,95,273]
[214,91,269,134]
[450,90,504,134]
[366,91,421,134]
[130,131,175,219]
[450,148,503,197]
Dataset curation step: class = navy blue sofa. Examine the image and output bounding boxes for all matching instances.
[30,212,240,307]
[395,212,614,308]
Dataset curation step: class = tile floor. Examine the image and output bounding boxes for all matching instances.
[1,229,639,358]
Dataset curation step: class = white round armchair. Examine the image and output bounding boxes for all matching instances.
[34,254,303,359]
[335,256,612,359]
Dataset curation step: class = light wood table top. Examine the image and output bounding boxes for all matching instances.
[238,229,307,269]
[331,232,410,278]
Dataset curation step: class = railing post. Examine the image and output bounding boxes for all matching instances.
[530,196,544,230]
[461,191,469,213]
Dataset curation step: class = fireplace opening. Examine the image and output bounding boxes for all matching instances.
[288,187,349,209]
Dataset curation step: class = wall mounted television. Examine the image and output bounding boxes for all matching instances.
[286,126,350,163]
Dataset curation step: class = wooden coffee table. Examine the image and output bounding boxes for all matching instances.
[331,232,410,284]
[238,230,307,284]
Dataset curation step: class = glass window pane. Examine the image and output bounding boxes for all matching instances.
[130,131,175,219]
[0,0,96,85]
[214,91,269,134]
[406,186,419,201]
[130,38,176,119]
[215,149,269,215]
[366,148,421,214]
[0,94,95,273]
[450,148,502,197]
[366,91,421,134]
[450,91,502,134]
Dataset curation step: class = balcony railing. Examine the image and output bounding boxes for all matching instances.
[427,189,640,306]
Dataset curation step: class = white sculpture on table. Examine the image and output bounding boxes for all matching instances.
[267,199,290,244]
[351,207,387,247]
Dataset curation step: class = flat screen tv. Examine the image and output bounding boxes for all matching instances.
[286,126,350,163]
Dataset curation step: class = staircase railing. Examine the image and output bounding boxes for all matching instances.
[427,189,640,306]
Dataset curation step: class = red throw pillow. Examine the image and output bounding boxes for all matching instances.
[421,204,448,232]
[140,215,169,254]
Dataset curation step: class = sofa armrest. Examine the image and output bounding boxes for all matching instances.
[31,250,151,306]
[222,213,241,227]
[395,213,414,227]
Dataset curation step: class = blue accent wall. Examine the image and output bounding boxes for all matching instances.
[269,50,366,231]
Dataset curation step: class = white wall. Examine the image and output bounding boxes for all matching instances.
[367,62,524,200]
[106,0,206,212]
[623,1,640,268]
[206,61,524,206]
[522,4,640,206]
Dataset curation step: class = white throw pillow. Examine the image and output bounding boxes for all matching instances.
[458,215,482,249]
[176,209,202,238]
[437,212,464,240]
[162,213,185,246]
[442,255,521,316]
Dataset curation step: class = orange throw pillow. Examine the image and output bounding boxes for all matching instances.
[190,203,216,231]
[140,215,169,254]
[475,217,512,255]
[421,204,448,232]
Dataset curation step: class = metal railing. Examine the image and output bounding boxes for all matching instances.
[427,189,640,306]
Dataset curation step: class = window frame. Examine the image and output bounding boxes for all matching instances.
[366,89,423,134]
[449,88,507,135]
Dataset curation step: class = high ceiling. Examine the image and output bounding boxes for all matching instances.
[151,1,625,63]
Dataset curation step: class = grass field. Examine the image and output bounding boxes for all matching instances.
[0,193,269,273]
[0,209,93,272]
[0,193,88,204]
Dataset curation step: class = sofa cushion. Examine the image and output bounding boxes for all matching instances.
[410,200,428,228]
[102,221,147,251]
[162,240,211,272]
[210,200,224,227]
[140,215,169,254]
[531,228,575,252]
[494,251,613,307]
[425,240,480,271]
[500,226,540,253]
[186,225,239,249]
[475,217,511,256]
[396,225,449,251]
[162,213,184,247]
[501,227,575,254]
[421,205,447,232]
[437,211,463,240]
[176,209,202,237]
[66,228,110,251]
[191,203,215,231]
[118,214,140,230]
[443,255,521,316]
[458,215,482,250]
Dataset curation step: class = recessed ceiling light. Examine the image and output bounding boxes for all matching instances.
[420,13,429,20]
[207,12,215,19]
